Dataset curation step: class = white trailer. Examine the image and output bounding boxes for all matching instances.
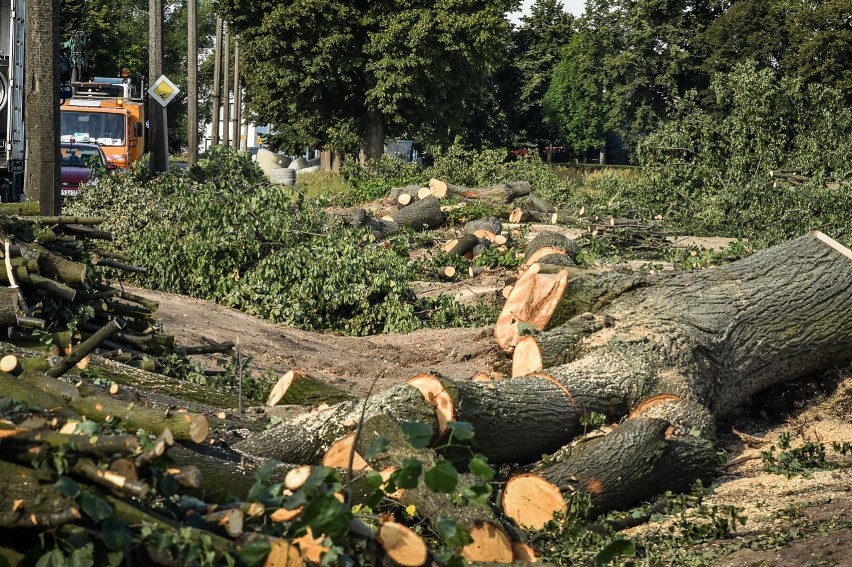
[0,0,24,201]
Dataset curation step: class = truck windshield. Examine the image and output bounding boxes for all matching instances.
[60,111,126,146]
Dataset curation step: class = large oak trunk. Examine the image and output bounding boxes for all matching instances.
[237,232,852,518]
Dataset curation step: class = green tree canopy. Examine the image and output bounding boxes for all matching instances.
[542,31,606,157]
[509,0,575,145]
[217,0,517,158]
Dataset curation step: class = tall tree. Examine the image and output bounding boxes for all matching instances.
[25,0,61,213]
[788,0,852,103]
[543,31,607,161]
[564,0,720,153]
[511,0,574,146]
[217,0,517,159]
[60,0,148,78]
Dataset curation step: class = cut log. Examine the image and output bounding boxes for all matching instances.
[266,370,355,407]
[536,418,717,516]
[233,384,439,463]
[406,373,455,434]
[203,508,244,538]
[429,179,532,207]
[501,473,566,530]
[464,217,502,237]
[378,522,428,566]
[388,184,421,202]
[284,465,312,491]
[263,539,302,567]
[322,432,370,470]
[524,231,578,264]
[0,287,20,327]
[390,196,445,230]
[10,370,210,443]
[523,193,556,214]
[444,234,480,257]
[351,208,399,239]
[508,208,529,223]
[460,522,514,563]
[494,263,569,351]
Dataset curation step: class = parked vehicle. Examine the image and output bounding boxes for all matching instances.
[59,33,145,173]
[60,141,114,197]
[0,0,25,201]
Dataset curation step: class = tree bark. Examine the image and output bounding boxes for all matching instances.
[211,18,224,146]
[361,106,385,163]
[24,0,61,214]
[390,196,444,230]
[222,24,231,149]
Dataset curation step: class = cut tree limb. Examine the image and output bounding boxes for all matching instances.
[429,179,532,207]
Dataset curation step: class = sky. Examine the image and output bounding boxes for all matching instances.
[508,0,586,23]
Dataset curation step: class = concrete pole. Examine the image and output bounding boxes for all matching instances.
[222,24,230,148]
[186,0,198,165]
[148,0,168,173]
[211,17,223,146]
[232,40,241,150]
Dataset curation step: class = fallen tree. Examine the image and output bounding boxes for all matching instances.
[236,231,852,533]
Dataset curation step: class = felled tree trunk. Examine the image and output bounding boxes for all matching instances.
[429,179,531,207]
[390,195,445,230]
[236,232,852,517]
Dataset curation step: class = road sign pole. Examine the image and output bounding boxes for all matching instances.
[163,106,169,170]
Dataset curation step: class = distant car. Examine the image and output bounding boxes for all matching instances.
[60,141,115,197]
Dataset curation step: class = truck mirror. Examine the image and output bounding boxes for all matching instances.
[134,122,143,138]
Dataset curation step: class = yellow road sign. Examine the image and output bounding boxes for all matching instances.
[148,75,180,107]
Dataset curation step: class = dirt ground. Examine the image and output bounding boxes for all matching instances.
[134,285,852,565]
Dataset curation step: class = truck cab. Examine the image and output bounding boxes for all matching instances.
[60,75,145,172]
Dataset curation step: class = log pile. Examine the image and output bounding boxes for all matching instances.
[0,416,447,565]
[235,231,852,559]
[0,208,234,376]
[587,217,668,258]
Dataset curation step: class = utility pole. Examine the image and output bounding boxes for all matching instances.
[148,0,167,173]
[222,24,230,148]
[211,17,223,146]
[187,0,197,165]
[25,0,60,213]
[232,40,241,150]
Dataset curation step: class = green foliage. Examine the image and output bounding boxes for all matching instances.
[507,0,576,144]
[760,432,852,479]
[533,482,749,566]
[573,63,852,249]
[67,149,490,336]
[339,155,423,203]
[474,246,523,270]
[543,31,606,155]
[217,0,514,155]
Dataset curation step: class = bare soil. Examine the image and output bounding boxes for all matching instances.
[130,270,852,566]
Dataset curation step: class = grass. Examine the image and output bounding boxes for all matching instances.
[295,170,355,199]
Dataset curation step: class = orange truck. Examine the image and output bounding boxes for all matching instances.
[60,76,145,172]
